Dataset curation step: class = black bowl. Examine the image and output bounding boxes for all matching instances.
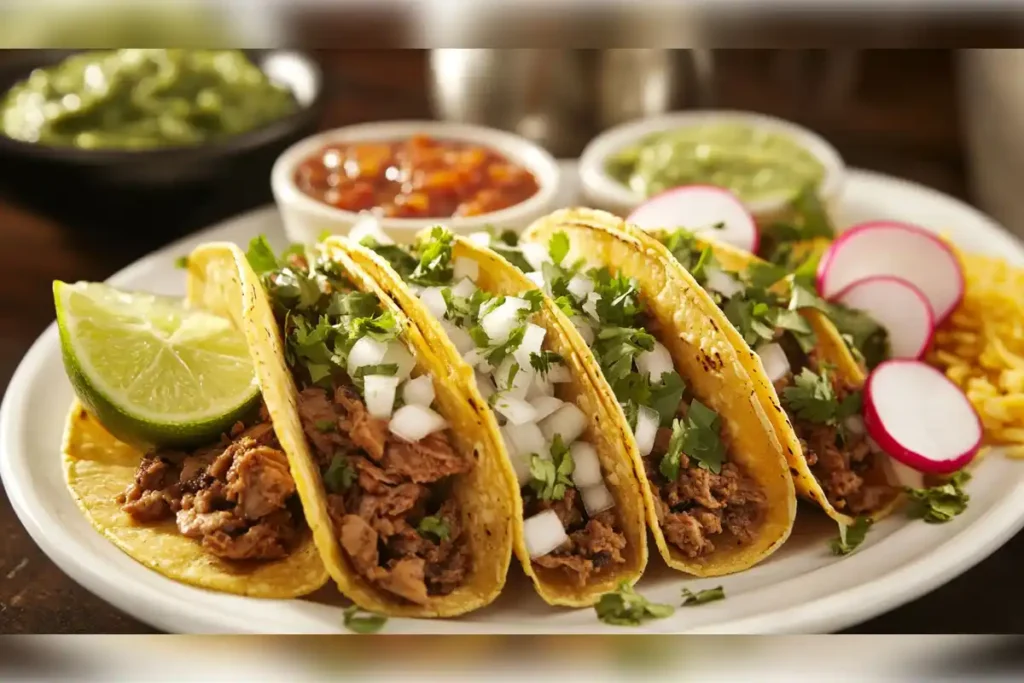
[0,50,324,238]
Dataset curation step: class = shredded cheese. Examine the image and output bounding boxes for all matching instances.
[926,246,1024,456]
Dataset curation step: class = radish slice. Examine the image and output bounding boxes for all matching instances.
[570,442,603,488]
[626,184,760,254]
[817,221,965,323]
[756,342,790,383]
[402,375,435,407]
[581,483,615,516]
[540,403,588,444]
[364,375,400,418]
[389,404,448,442]
[863,360,982,475]
[633,406,659,457]
[530,396,564,422]
[832,276,935,360]
[524,510,568,558]
[453,257,479,282]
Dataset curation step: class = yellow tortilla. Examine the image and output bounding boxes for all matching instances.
[524,208,797,577]
[187,241,516,617]
[334,234,649,606]
[669,232,903,525]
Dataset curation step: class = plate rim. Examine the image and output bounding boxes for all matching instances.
[4,167,1024,634]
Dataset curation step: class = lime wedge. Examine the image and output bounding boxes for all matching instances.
[54,281,261,449]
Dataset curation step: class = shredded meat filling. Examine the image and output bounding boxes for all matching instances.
[298,385,473,604]
[775,366,897,515]
[116,413,302,561]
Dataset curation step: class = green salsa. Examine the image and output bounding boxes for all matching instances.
[605,122,826,205]
[1,49,298,150]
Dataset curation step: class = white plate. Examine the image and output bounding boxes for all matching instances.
[3,167,1024,634]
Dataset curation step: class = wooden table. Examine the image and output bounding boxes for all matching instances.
[2,49,1023,634]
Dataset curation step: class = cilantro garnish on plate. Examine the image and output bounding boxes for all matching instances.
[906,471,971,523]
[595,581,675,626]
[681,585,726,606]
[342,605,387,634]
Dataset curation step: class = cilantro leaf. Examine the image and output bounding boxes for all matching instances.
[648,371,686,427]
[830,516,872,555]
[680,399,725,474]
[245,235,280,275]
[595,581,675,626]
[315,419,337,433]
[782,367,840,425]
[492,245,533,273]
[530,350,564,376]
[744,261,788,289]
[343,605,387,634]
[417,515,451,541]
[681,586,726,606]
[409,226,455,286]
[324,455,355,493]
[593,270,644,327]
[366,240,420,278]
[549,232,570,266]
[906,471,971,523]
[659,418,687,481]
[528,435,574,501]
[825,301,891,370]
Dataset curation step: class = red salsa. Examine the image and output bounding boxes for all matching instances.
[294,134,541,218]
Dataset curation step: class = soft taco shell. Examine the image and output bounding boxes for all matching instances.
[187,241,516,617]
[524,208,797,576]
[334,234,649,606]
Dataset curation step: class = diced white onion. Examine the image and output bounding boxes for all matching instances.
[546,364,572,384]
[347,336,388,377]
[441,320,475,354]
[705,266,744,299]
[481,297,531,344]
[347,214,393,245]
[463,349,493,374]
[567,274,594,301]
[475,371,496,400]
[540,402,588,444]
[530,396,564,422]
[495,356,533,399]
[364,375,400,419]
[468,231,491,248]
[571,316,595,345]
[453,257,479,282]
[451,277,477,299]
[844,414,866,436]
[889,458,925,490]
[570,442,603,488]
[756,342,791,383]
[526,271,546,288]
[583,292,601,320]
[419,286,447,320]
[524,510,568,558]
[389,404,448,442]
[526,372,554,399]
[581,483,615,516]
[634,406,659,457]
[504,421,546,460]
[520,243,552,272]
[382,342,415,380]
[510,451,532,487]
[493,395,537,425]
[513,323,547,367]
[637,341,674,383]
[402,375,435,407]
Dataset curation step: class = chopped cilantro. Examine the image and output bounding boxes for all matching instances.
[593,270,644,327]
[595,581,675,626]
[681,586,726,606]
[830,516,872,555]
[315,419,337,432]
[659,418,687,481]
[417,515,451,542]
[409,226,455,286]
[324,455,355,493]
[549,232,571,266]
[343,605,387,634]
[492,244,533,273]
[682,399,726,474]
[530,350,564,376]
[825,301,890,370]
[906,471,971,523]
[326,291,379,318]
[648,371,687,427]
[782,366,861,427]
[744,261,788,290]
[245,235,280,275]
[723,295,777,347]
[174,255,189,269]
[528,435,575,501]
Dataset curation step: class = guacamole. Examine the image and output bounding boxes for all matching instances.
[605,122,826,205]
[1,49,298,150]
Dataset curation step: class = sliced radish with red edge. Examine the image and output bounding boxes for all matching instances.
[863,360,982,475]
[627,184,760,254]
[832,276,935,359]
[817,221,964,323]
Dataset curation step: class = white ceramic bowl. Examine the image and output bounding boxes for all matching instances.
[578,110,847,221]
[272,120,562,244]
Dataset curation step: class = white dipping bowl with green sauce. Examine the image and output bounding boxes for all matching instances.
[579,110,846,225]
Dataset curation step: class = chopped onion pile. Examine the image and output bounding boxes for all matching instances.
[481,297,531,344]
[364,375,400,419]
[570,442,602,488]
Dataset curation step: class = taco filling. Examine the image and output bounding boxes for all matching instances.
[657,229,898,515]
[245,239,472,605]
[365,228,628,586]
[117,407,303,561]
[480,229,768,559]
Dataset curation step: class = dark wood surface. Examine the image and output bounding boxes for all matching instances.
[1,49,1021,634]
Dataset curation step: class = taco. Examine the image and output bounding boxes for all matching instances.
[635,219,903,524]
[186,238,517,617]
[516,209,796,576]
[335,227,649,606]
[60,274,329,598]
